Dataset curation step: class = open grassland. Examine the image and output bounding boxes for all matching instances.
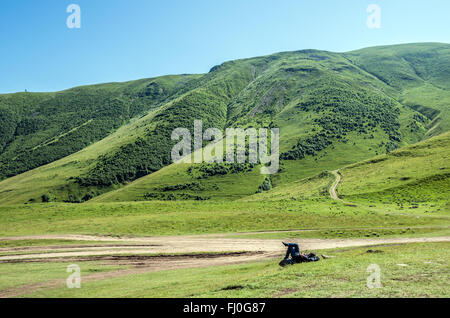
[0,261,125,293]
[12,242,449,298]
[226,227,450,240]
[0,199,447,238]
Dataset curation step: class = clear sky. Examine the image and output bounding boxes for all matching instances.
[1,0,449,93]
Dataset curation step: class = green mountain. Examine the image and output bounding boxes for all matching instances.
[0,42,449,205]
[0,75,201,179]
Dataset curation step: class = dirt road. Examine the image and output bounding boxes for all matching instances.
[1,234,449,262]
[1,234,448,297]
[330,170,342,200]
[0,251,274,298]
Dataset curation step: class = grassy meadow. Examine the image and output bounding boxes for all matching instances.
[12,242,449,298]
[1,198,448,238]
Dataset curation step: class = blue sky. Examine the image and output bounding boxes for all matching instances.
[0,0,449,93]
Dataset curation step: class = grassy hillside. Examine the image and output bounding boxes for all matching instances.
[345,43,450,137]
[1,134,448,237]
[2,133,444,239]
[0,75,201,180]
[96,44,448,203]
[0,43,449,205]
[92,162,267,202]
[338,131,449,213]
[241,131,449,208]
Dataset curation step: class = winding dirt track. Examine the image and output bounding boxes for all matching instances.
[330,170,342,200]
[0,234,449,297]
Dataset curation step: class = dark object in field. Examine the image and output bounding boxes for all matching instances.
[279,242,320,267]
[366,249,383,253]
[221,285,244,291]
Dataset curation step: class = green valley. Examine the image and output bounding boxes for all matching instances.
[0,43,449,298]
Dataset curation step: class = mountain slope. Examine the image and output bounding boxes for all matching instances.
[0,43,449,205]
[93,44,450,203]
[242,131,449,209]
[0,75,201,180]
[345,43,450,137]
[338,131,449,210]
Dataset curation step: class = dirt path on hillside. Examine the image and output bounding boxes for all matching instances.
[330,170,342,200]
[329,170,358,206]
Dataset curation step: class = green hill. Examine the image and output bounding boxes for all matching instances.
[338,131,449,212]
[243,131,449,211]
[0,75,201,180]
[0,43,449,205]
